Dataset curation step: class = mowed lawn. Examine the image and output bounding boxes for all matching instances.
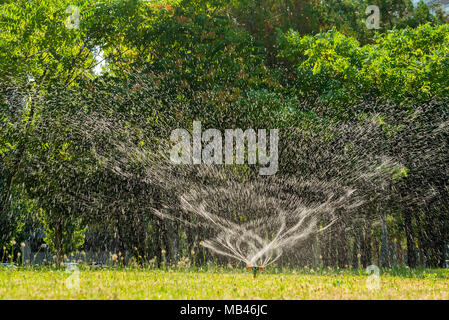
[0,268,448,299]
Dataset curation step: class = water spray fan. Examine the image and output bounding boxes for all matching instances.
[247,266,264,278]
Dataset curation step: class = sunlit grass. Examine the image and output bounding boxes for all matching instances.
[0,266,448,299]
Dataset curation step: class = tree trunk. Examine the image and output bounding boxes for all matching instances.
[423,204,446,268]
[372,234,379,266]
[361,222,372,267]
[319,222,331,268]
[352,223,361,268]
[396,236,403,267]
[54,216,64,267]
[336,219,348,268]
[380,210,391,267]
[403,207,417,267]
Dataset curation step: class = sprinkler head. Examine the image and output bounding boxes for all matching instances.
[247,266,264,278]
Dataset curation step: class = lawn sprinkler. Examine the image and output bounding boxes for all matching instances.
[247,266,264,278]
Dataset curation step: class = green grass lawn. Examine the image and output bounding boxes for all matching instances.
[1,267,448,299]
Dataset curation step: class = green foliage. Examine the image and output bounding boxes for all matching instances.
[279,23,449,109]
[39,210,86,255]
[0,187,40,249]
[279,28,366,108]
[111,5,272,91]
[0,0,99,84]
